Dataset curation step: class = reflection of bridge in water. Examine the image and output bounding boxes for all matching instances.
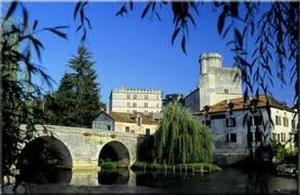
[17,125,141,183]
[71,169,136,186]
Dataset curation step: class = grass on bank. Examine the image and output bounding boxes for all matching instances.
[99,160,128,171]
[131,161,221,172]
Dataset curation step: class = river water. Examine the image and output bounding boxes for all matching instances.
[18,167,295,194]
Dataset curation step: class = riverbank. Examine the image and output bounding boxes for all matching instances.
[130,162,221,172]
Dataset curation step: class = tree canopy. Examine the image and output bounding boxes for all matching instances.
[45,45,103,127]
[154,103,212,164]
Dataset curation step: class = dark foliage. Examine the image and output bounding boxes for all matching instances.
[1,1,68,182]
[44,45,103,127]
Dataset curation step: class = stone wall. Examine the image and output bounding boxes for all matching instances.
[199,53,242,110]
[22,125,140,169]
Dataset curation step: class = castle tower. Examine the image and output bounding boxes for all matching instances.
[199,53,242,110]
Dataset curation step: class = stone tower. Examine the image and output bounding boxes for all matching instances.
[199,53,242,110]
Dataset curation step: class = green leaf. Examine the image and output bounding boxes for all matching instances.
[33,20,38,31]
[22,6,28,28]
[45,28,68,39]
[5,2,18,20]
[218,12,226,35]
[74,2,82,19]
[181,36,187,54]
[141,3,151,18]
[116,6,127,17]
[234,29,243,48]
[171,28,180,45]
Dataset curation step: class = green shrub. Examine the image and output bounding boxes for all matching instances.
[101,162,116,170]
[272,143,288,162]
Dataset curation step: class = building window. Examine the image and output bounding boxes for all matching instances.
[226,133,237,143]
[133,95,137,100]
[202,120,211,127]
[255,131,262,142]
[144,102,148,108]
[133,102,137,108]
[224,89,229,94]
[131,130,135,134]
[272,133,277,142]
[226,117,236,127]
[248,132,254,143]
[127,94,131,99]
[283,118,289,127]
[292,120,295,128]
[146,128,150,135]
[127,102,131,107]
[275,115,281,126]
[281,133,286,142]
[107,125,111,130]
[137,117,142,126]
[144,95,148,100]
[125,126,130,133]
[253,115,262,125]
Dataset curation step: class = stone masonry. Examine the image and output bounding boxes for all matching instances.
[19,125,139,170]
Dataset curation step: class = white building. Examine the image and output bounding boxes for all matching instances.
[109,87,162,114]
[92,111,159,135]
[184,52,297,165]
[195,95,297,165]
[184,52,242,112]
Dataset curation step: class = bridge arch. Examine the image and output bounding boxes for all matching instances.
[17,136,72,183]
[98,141,130,165]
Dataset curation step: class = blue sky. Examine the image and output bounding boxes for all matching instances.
[14,2,295,106]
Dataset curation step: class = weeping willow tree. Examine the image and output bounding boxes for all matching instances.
[154,103,212,165]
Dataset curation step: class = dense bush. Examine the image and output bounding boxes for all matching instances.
[272,143,289,162]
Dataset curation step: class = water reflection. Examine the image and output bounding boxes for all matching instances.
[245,171,269,194]
[135,171,205,187]
[18,167,72,184]
[19,167,296,194]
[98,168,129,185]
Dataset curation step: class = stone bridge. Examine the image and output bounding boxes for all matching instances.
[19,125,141,171]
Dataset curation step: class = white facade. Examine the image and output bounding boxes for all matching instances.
[199,53,242,110]
[270,107,297,148]
[199,105,297,165]
[109,87,163,114]
[183,52,296,165]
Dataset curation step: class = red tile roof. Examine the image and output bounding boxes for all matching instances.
[197,95,294,114]
[109,112,159,125]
